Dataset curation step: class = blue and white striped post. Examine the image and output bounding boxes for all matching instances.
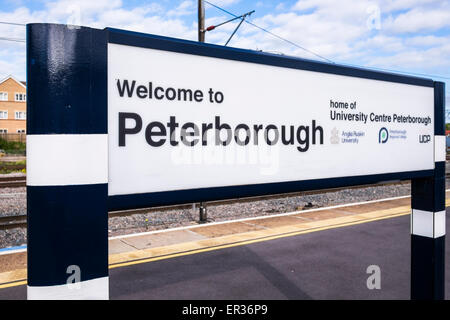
[411,81,446,300]
[26,24,109,299]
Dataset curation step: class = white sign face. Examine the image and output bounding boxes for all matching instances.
[107,43,434,196]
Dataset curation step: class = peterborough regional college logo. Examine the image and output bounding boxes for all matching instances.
[378,127,388,144]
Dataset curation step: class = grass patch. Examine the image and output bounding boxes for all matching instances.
[0,138,26,155]
[0,160,26,174]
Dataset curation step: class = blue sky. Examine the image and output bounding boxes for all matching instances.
[0,0,449,118]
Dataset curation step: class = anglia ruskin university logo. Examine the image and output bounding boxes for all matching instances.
[379,127,388,144]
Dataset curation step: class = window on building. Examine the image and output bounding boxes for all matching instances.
[15,93,26,102]
[0,92,8,101]
[0,129,7,133]
[17,129,25,133]
[15,111,26,120]
[0,111,7,119]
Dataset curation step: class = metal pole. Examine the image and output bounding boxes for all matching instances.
[224,17,245,46]
[198,0,205,42]
[197,0,205,222]
[199,202,207,223]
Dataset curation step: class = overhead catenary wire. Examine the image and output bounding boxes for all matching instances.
[0,36,25,43]
[0,11,448,82]
[204,0,450,82]
[0,21,26,43]
[204,0,334,63]
[0,21,26,26]
[338,62,450,81]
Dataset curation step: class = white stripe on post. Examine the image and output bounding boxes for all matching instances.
[27,276,109,300]
[434,135,446,162]
[411,209,446,238]
[26,134,108,186]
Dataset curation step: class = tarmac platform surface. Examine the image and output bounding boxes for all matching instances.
[0,193,449,299]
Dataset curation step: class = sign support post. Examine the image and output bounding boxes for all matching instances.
[26,24,109,299]
[411,81,446,300]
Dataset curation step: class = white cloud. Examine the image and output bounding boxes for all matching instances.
[0,0,448,91]
[167,0,195,17]
[405,35,449,46]
[0,0,198,80]
[275,2,286,11]
[0,46,25,81]
[97,6,162,26]
[384,7,450,33]
[206,0,241,7]
[354,35,405,52]
[380,0,443,13]
[366,42,450,71]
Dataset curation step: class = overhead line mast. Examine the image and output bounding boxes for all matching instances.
[198,0,254,46]
[198,0,205,42]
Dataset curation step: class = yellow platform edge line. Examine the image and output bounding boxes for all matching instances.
[0,280,26,289]
[108,210,410,269]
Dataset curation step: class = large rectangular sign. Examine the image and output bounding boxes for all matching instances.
[107,40,434,199]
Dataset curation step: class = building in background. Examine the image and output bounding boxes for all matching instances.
[0,75,26,137]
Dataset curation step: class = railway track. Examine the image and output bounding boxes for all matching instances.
[1,157,448,188]
[0,215,26,230]
[0,178,416,231]
[0,176,26,188]
[1,173,449,231]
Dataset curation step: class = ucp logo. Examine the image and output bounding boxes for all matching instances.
[379,127,388,144]
[419,135,431,143]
